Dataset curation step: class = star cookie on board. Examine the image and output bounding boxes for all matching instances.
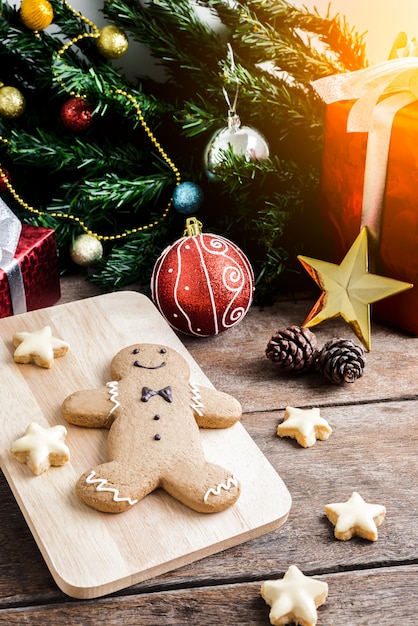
[13,325,69,368]
[277,406,332,448]
[261,565,328,626]
[324,491,386,541]
[11,423,70,475]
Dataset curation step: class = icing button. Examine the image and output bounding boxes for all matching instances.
[154,434,161,441]
[154,415,161,420]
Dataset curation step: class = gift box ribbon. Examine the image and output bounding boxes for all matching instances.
[0,198,27,314]
[312,56,418,241]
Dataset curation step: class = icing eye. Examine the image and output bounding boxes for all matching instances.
[132,348,140,354]
[159,348,166,354]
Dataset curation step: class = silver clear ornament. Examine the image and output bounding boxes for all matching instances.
[204,113,269,179]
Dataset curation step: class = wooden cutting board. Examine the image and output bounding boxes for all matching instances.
[0,292,291,599]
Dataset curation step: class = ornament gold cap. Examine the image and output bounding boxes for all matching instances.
[183,217,202,237]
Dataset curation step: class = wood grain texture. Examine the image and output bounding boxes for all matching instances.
[0,291,290,599]
[0,566,417,625]
[0,274,417,623]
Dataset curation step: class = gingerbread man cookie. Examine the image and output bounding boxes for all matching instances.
[62,343,242,513]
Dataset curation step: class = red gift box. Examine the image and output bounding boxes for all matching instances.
[0,224,61,318]
[315,58,418,335]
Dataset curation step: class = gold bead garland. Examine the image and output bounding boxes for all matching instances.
[0,0,181,243]
[0,163,173,241]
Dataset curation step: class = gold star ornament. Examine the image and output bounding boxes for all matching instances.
[298,227,412,351]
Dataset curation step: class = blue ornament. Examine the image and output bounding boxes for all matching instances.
[172,182,204,215]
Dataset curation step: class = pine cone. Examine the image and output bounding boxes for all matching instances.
[317,338,365,384]
[266,325,318,373]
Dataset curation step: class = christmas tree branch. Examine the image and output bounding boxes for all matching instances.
[0,0,368,300]
[104,0,226,95]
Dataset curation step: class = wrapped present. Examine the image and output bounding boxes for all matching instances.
[313,56,418,335]
[0,199,61,318]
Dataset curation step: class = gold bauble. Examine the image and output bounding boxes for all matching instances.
[70,234,103,267]
[96,25,129,59]
[20,0,54,31]
[0,86,26,119]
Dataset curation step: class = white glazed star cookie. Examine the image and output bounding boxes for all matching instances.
[11,422,70,475]
[324,491,386,541]
[13,325,69,368]
[261,565,328,626]
[277,406,332,448]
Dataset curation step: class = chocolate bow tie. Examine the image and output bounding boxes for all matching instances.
[141,386,173,403]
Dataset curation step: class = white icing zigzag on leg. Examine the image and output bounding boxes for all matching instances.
[85,470,138,506]
[190,382,204,417]
[204,475,239,502]
[106,380,120,415]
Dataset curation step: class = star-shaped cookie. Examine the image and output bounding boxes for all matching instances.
[13,325,69,368]
[324,491,386,541]
[261,565,328,626]
[10,423,70,475]
[277,406,332,448]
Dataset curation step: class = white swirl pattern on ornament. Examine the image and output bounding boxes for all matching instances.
[152,232,254,336]
[203,236,228,254]
[173,239,205,334]
[204,236,253,330]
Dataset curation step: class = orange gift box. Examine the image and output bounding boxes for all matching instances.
[318,65,418,335]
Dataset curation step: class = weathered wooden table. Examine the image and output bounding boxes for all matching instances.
[0,275,417,624]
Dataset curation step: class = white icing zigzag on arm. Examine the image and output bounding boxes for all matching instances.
[204,475,239,502]
[85,470,138,506]
[190,382,204,416]
[106,380,120,415]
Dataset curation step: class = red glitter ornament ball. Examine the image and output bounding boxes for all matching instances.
[151,218,254,336]
[60,97,93,132]
[0,167,10,191]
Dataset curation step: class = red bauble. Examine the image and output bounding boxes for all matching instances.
[151,219,254,336]
[60,97,93,132]
[0,167,10,191]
